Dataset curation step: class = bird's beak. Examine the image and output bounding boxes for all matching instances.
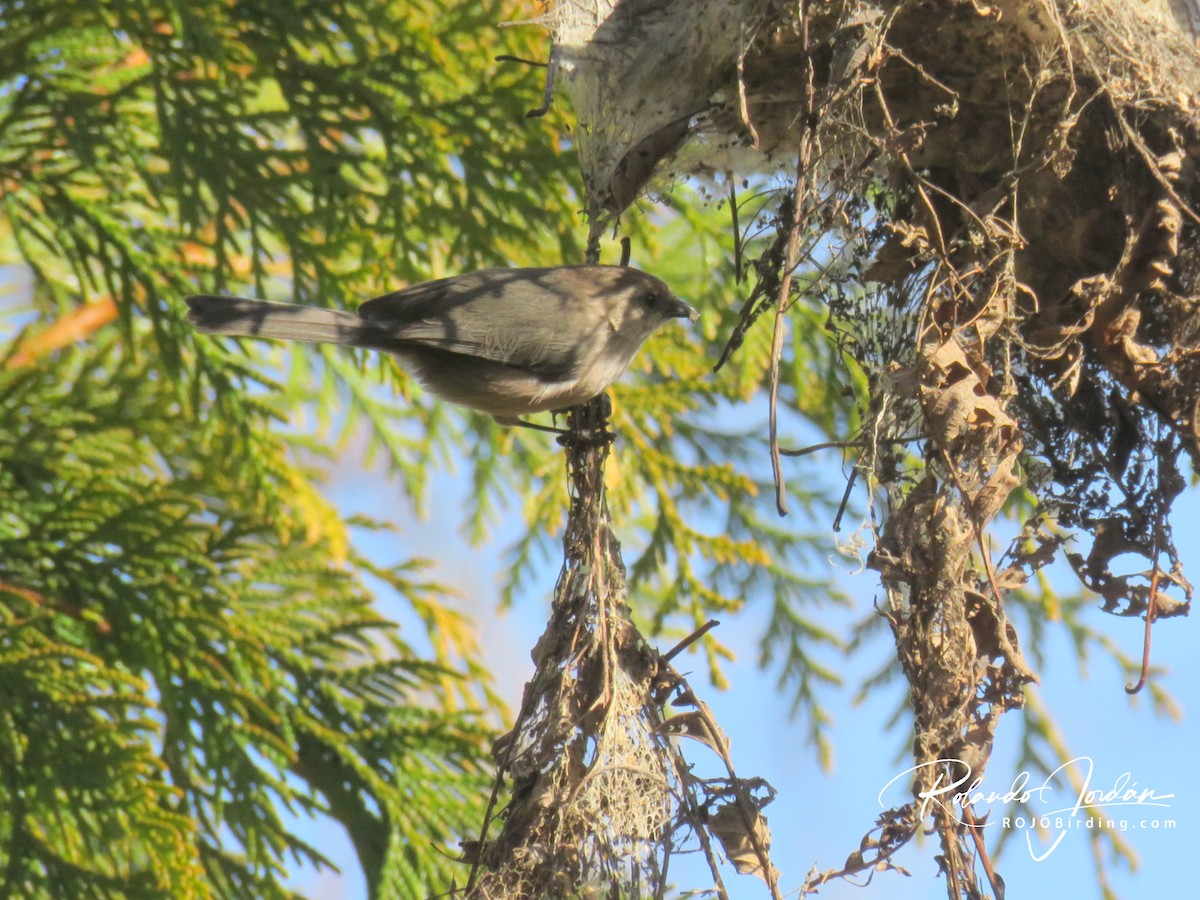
[669,297,700,322]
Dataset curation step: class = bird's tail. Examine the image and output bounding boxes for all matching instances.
[186,295,369,346]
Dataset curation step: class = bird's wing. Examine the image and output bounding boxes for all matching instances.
[357,274,474,320]
[357,269,592,378]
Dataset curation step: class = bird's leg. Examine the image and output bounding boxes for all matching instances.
[511,418,567,435]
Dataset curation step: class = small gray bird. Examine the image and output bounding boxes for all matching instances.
[186,266,697,425]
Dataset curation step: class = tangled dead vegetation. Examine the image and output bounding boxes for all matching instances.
[461,403,781,899]
[523,0,1200,896]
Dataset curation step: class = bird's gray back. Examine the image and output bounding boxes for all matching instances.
[356,267,629,378]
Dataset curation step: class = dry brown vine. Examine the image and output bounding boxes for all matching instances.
[506,1,1200,896]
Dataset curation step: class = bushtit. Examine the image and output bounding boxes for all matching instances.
[186,266,697,425]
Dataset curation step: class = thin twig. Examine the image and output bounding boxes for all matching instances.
[729,176,744,283]
[769,0,819,517]
[736,21,761,150]
[831,452,862,533]
[525,43,561,118]
[962,806,1005,900]
[768,298,789,516]
[781,439,861,458]
[780,435,921,457]
[661,619,720,663]
[1126,512,1164,694]
[494,54,548,68]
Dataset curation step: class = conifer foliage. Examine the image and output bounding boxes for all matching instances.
[0,1,578,895]
[3,1,831,896]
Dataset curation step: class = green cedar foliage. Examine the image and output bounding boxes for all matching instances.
[1,0,859,895]
[0,330,491,897]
